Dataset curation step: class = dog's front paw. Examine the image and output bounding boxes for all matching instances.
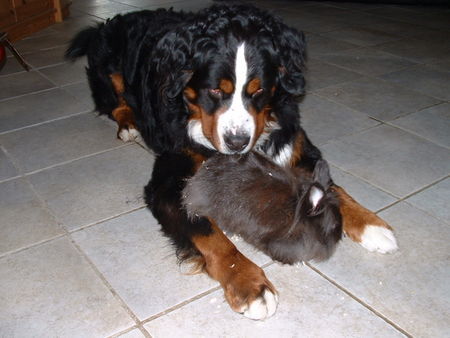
[223,259,278,320]
[243,288,278,320]
[360,225,398,254]
[118,126,140,142]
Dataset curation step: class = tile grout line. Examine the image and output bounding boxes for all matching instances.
[0,233,68,260]
[0,110,92,136]
[68,205,148,234]
[403,200,450,227]
[0,86,58,103]
[329,162,449,213]
[376,175,450,214]
[108,324,152,338]
[140,260,275,325]
[140,286,223,326]
[0,144,25,176]
[19,143,133,177]
[310,73,444,119]
[0,173,72,260]
[69,237,144,327]
[383,120,450,151]
[305,263,413,338]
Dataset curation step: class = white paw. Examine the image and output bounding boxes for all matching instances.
[242,289,278,320]
[360,225,398,254]
[118,127,140,142]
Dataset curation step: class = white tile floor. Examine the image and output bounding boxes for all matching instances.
[0,1,449,337]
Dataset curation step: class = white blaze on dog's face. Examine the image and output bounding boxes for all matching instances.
[185,43,274,154]
[216,44,255,154]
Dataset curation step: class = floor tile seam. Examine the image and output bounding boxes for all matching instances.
[23,173,69,231]
[69,236,143,326]
[296,8,418,36]
[383,120,450,151]
[35,67,84,88]
[0,69,27,78]
[140,260,275,324]
[107,324,140,338]
[0,84,58,103]
[376,61,450,82]
[67,205,147,235]
[359,8,449,32]
[0,233,67,260]
[305,263,413,338]
[18,143,133,177]
[139,285,223,325]
[322,3,385,12]
[317,121,385,148]
[314,120,384,149]
[373,76,450,103]
[0,173,72,259]
[304,89,373,118]
[325,161,402,202]
[0,143,25,175]
[0,206,148,262]
[312,71,444,112]
[304,67,367,94]
[0,110,92,136]
[375,174,450,214]
[321,29,406,48]
[312,52,422,78]
[366,100,449,125]
[0,174,22,184]
[29,60,71,72]
[341,41,416,63]
[108,324,152,338]
[402,199,450,226]
[7,42,70,59]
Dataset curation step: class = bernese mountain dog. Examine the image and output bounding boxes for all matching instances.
[66,4,398,320]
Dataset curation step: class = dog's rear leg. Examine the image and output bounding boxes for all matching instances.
[333,185,398,253]
[109,73,140,142]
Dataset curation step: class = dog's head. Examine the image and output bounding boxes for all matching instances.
[148,4,306,154]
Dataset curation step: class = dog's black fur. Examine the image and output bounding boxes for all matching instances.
[65,5,309,155]
[183,152,342,264]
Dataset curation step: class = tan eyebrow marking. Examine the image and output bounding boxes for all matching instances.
[219,78,234,94]
[246,78,261,95]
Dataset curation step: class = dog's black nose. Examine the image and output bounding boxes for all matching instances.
[224,133,250,152]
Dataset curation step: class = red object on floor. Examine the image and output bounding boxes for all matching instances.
[0,44,6,71]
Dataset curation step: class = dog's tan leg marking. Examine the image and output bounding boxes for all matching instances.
[110,73,140,142]
[192,222,278,320]
[334,185,398,253]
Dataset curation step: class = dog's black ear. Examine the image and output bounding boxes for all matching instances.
[275,26,306,96]
[312,159,332,188]
[167,70,194,99]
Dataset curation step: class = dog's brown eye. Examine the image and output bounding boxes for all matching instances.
[209,88,222,99]
[252,88,264,98]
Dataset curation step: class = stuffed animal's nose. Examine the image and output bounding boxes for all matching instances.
[224,133,250,153]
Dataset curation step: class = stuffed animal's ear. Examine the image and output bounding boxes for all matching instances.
[276,26,306,96]
[312,159,332,188]
[306,185,325,216]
